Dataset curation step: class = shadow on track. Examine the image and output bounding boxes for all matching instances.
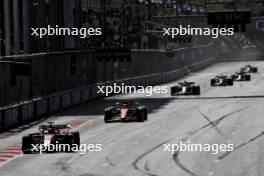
[174,95,264,100]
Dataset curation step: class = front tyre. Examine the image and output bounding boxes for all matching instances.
[22,136,32,154]
[104,110,112,123]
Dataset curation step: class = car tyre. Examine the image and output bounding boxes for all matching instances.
[210,79,216,86]
[22,136,32,154]
[104,110,112,123]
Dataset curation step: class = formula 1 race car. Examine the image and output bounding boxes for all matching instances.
[104,102,147,123]
[240,65,258,73]
[211,75,233,86]
[22,122,80,154]
[171,81,200,96]
[231,71,251,81]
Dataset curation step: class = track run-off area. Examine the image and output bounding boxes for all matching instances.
[0,61,264,176]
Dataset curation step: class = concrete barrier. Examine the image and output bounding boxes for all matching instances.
[49,96,60,113]
[20,102,34,122]
[61,93,71,109]
[72,90,81,105]
[82,87,91,102]
[188,57,216,72]
[4,107,19,128]
[36,99,48,117]
[0,111,3,131]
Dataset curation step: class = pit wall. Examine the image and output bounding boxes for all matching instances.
[0,43,219,132]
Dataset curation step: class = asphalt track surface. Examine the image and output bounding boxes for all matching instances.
[1,61,264,176]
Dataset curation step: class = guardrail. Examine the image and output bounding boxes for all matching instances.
[0,43,218,132]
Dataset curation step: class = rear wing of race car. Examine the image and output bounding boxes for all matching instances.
[178,82,195,86]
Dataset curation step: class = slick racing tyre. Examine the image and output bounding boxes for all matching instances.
[104,109,112,123]
[252,67,258,73]
[136,109,145,122]
[193,86,200,95]
[72,132,80,147]
[227,78,233,86]
[171,86,181,96]
[143,109,148,121]
[210,79,216,86]
[246,74,251,81]
[22,136,32,154]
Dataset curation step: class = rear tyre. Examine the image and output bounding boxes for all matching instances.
[143,109,148,120]
[72,132,80,147]
[210,79,216,86]
[246,74,251,81]
[22,136,32,154]
[171,86,181,96]
[193,86,200,95]
[228,79,233,86]
[253,68,258,73]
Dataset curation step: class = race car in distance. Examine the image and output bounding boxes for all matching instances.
[240,65,258,73]
[211,75,233,86]
[104,102,147,123]
[231,71,251,81]
[22,122,80,154]
[171,81,200,96]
